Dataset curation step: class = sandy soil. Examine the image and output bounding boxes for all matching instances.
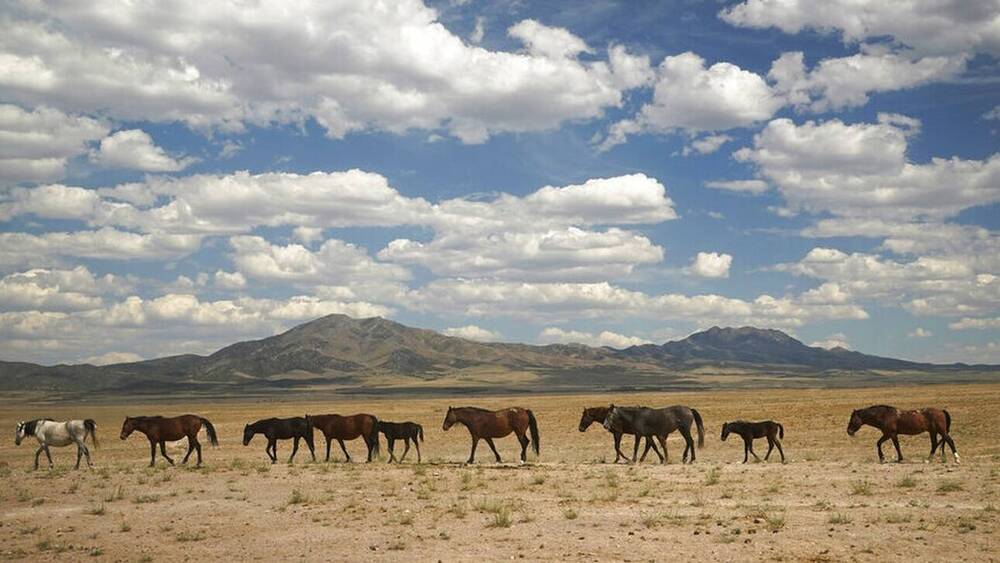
[1,384,998,562]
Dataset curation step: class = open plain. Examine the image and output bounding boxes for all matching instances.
[1,383,998,562]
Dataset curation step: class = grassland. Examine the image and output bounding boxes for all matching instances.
[1,383,998,561]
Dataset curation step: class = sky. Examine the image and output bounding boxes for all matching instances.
[0,0,998,366]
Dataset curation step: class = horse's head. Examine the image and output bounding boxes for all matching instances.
[120,417,135,440]
[847,410,863,436]
[579,408,603,432]
[242,424,253,446]
[442,407,456,431]
[602,405,620,432]
[720,422,731,441]
[14,421,26,445]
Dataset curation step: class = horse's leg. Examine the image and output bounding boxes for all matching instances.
[387,437,397,463]
[75,443,83,469]
[414,437,421,463]
[267,438,277,463]
[927,432,938,463]
[875,435,889,463]
[681,428,695,463]
[468,436,479,464]
[195,435,203,466]
[338,439,350,462]
[400,438,411,463]
[182,436,194,464]
[306,433,316,462]
[942,434,960,463]
[33,445,44,470]
[891,435,903,463]
[517,431,529,463]
[82,441,92,467]
[764,437,775,461]
[743,439,750,464]
[639,437,656,463]
[656,435,667,464]
[611,433,622,463]
[159,441,174,465]
[325,437,332,462]
[289,437,300,463]
[634,435,643,463]
[775,438,785,463]
[148,439,157,467]
[485,438,502,463]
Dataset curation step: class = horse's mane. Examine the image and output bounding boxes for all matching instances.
[130,415,166,421]
[452,406,496,414]
[863,405,897,412]
[22,418,53,435]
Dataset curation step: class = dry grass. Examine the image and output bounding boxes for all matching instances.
[0,383,997,561]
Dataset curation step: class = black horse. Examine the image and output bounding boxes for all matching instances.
[242,416,315,464]
[377,421,424,463]
[721,420,785,463]
[604,405,704,464]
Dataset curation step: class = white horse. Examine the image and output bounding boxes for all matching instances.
[15,418,98,470]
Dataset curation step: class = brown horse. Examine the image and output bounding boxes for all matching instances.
[578,406,657,463]
[120,415,219,467]
[442,406,539,464]
[721,420,785,463]
[310,414,380,462]
[847,405,959,463]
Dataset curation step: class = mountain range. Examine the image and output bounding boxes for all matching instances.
[2,314,996,397]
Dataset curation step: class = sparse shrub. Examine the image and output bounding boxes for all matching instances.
[288,489,309,505]
[765,512,786,532]
[704,467,720,486]
[937,480,963,493]
[829,513,852,525]
[85,504,106,516]
[175,530,206,542]
[564,508,578,520]
[850,480,873,496]
[489,506,513,528]
[132,494,160,504]
[896,476,917,489]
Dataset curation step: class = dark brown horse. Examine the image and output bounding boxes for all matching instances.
[847,405,959,463]
[310,414,380,462]
[377,420,424,463]
[442,406,539,464]
[578,406,657,463]
[120,415,218,467]
[604,405,705,464]
[242,416,315,464]
[721,420,785,463]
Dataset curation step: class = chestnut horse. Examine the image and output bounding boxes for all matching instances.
[578,406,657,463]
[442,406,539,464]
[310,413,380,462]
[847,405,959,463]
[120,415,218,467]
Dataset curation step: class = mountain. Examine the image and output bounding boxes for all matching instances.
[1,315,996,396]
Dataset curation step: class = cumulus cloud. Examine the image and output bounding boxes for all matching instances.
[538,327,651,348]
[687,252,732,278]
[1,1,649,142]
[80,351,144,365]
[704,179,769,194]
[810,332,849,349]
[682,134,732,156]
[92,129,196,172]
[949,317,1000,331]
[0,104,108,184]
[442,325,502,341]
[0,266,124,312]
[0,229,202,269]
[908,327,933,338]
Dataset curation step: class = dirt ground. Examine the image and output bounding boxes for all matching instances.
[1,383,998,562]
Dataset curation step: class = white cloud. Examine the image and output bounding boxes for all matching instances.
[720,0,1000,57]
[687,252,732,278]
[0,266,125,312]
[601,52,782,149]
[92,129,195,172]
[80,351,144,365]
[442,325,502,341]
[908,327,933,338]
[810,332,849,349]
[469,16,486,44]
[0,228,202,269]
[949,317,1000,331]
[682,134,732,156]
[1,2,649,142]
[985,106,1000,121]
[213,270,247,291]
[538,327,651,348]
[704,179,769,194]
[0,104,108,184]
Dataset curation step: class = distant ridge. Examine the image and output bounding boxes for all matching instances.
[1,315,996,395]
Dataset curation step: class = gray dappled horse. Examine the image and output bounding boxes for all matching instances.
[15,418,98,469]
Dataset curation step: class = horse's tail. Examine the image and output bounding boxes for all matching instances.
[527,409,540,456]
[367,416,380,457]
[692,408,705,448]
[417,424,424,442]
[943,409,952,433]
[200,417,219,447]
[84,419,98,448]
[778,422,785,440]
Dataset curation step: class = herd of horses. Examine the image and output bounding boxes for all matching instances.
[13,403,960,469]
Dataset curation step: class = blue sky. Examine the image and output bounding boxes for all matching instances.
[0,0,998,365]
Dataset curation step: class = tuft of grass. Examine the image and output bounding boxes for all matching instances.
[104,485,126,502]
[488,506,513,529]
[764,512,786,532]
[132,494,160,504]
[828,513,852,525]
[119,521,132,532]
[398,512,414,526]
[87,547,103,557]
[448,502,468,519]
[85,504,106,516]
[704,467,721,486]
[883,512,912,524]
[564,508,578,520]
[531,473,546,486]
[15,489,32,502]
[896,476,917,489]
[850,480,873,496]
[175,530,206,542]
[288,489,309,505]
[937,480,963,493]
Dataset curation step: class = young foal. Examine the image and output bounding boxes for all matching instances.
[377,421,424,463]
[310,413,380,462]
[847,405,958,463]
[578,406,656,463]
[721,420,785,463]
[120,415,219,467]
[16,418,98,470]
[442,406,540,464]
[243,416,315,464]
